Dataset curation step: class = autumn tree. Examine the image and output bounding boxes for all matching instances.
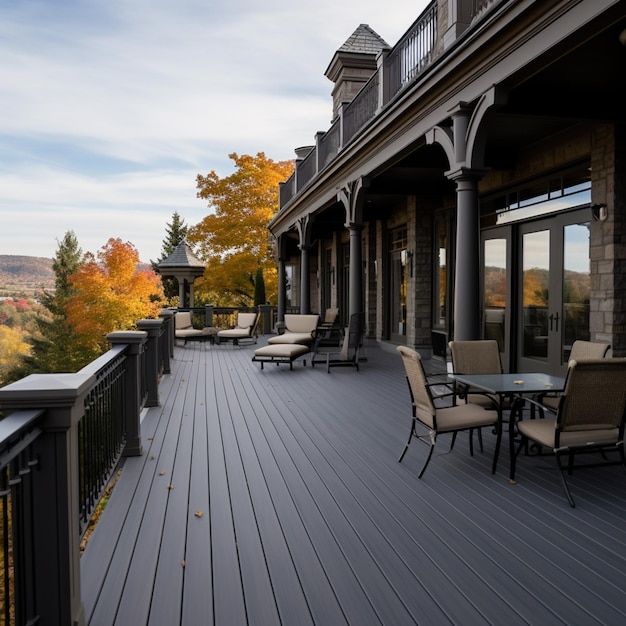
[65,238,165,361]
[188,152,294,306]
[0,325,30,386]
[152,211,189,303]
[24,231,88,373]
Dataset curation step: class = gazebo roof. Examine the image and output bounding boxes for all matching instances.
[157,241,205,278]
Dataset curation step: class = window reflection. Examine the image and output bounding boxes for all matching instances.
[483,239,506,350]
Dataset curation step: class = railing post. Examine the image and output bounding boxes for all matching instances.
[136,319,162,407]
[0,374,94,626]
[258,304,273,335]
[107,331,147,457]
[377,47,391,112]
[205,304,214,327]
[157,309,174,373]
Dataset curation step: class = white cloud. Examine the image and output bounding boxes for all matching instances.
[0,0,429,262]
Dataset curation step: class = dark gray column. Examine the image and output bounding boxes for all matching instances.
[276,234,288,324]
[348,224,364,317]
[299,245,310,314]
[451,171,481,340]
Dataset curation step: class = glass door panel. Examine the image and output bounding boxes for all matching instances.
[517,210,590,375]
[521,230,550,364]
[483,237,507,355]
[562,222,591,362]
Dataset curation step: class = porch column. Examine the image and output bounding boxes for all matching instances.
[299,244,311,314]
[277,235,287,323]
[450,169,481,340]
[296,217,313,314]
[348,223,364,318]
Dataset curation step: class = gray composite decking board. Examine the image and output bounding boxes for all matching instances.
[81,355,194,623]
[81,340,626,625]
[146,352,205,626]
[236,354,498,624]
[111,363,194,626]
[91,354,196,625]
[203,350,249,626]
[179,364,213,626]
[238,344,624,620]
[222,353,393,625]
[213,350,285,626]
[215,356,319,625]
[220,352,350,625]
[237,355,525,625]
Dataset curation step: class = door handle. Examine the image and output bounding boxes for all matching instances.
[549,312,560,332]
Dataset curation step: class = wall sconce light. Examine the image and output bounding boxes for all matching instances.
[401,249,414,277]
[591,203,608,222]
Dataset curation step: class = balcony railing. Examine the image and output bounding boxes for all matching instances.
[0,311,174,625]
[277,0,504,211]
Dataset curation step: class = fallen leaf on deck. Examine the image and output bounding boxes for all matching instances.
[167,484,174,490]
[181,560,186,567]
[194,511,203,518]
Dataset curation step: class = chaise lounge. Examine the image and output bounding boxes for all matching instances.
[267,314,320,346]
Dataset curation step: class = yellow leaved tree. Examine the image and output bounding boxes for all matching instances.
[188,152,294,306]
[65,238,165,360]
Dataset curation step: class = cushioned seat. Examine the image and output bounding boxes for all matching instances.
[252,344,309,370]
[217,312,259,345]
[175,311,203,345]
[267,314,319,346]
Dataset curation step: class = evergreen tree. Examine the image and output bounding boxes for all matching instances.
[253,267,266,307]
[22,231,87,373]
[152,211,189,302]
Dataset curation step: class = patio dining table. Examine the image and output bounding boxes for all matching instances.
[450,372,566,481]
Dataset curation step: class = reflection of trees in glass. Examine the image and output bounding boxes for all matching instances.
[484,266,506,307]
[523,268,549,306]
[439,264,446,318]
[563,270,590,304]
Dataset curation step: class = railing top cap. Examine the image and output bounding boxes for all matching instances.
[0,372,94,407]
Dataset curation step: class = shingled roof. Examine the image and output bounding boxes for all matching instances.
[157,241,204,270]
[338,24,389,55]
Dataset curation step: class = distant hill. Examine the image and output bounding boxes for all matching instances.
[0,255,55,295]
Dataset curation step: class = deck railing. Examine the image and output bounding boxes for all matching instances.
[0,311,174,626]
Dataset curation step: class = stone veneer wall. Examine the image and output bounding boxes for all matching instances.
[591,123,626,356]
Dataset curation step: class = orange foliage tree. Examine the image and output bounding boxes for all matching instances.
[65,238,164,358]
[189,152,294,306]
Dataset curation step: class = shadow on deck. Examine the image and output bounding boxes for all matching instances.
[81,338,626,625]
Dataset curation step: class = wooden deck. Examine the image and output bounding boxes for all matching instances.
[81,338,626,625]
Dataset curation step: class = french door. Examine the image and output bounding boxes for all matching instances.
[482,209,590,376]
[517,210,590,375]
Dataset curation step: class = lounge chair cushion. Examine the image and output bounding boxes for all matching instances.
[175,312,203,339]
[268,314,319,345]
[252,343,310,369]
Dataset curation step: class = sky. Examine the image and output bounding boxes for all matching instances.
[0,0,429,263]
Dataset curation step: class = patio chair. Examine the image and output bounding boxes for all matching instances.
[316,307,342,348]
[511,358,626,507]
[396,345,502,478]
[174,311,203,345]
[535,340,611,413]
[449,339,509,450]
[313,312,364,373]
[217,312,259,346]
